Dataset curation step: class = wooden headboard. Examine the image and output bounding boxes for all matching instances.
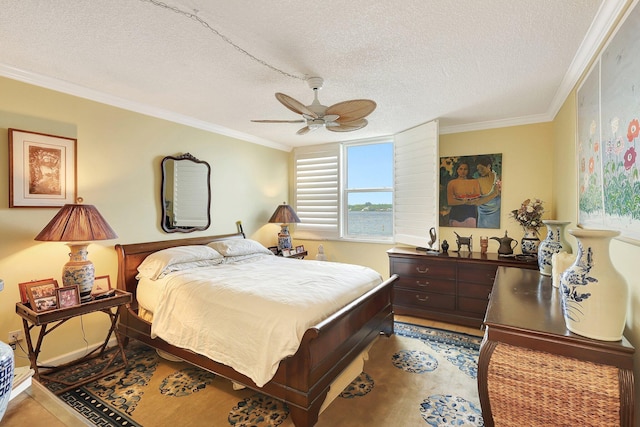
[114,231,245,303]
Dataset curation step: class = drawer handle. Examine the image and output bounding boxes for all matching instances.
[415,295,429,302]
[416,266,429,274]
[416,280,430,287]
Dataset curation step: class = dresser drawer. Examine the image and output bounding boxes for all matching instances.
[391,258,456,279]
[458,282,492,300]
[395,276,455,294]
[394,288,456,311]
[457,263,497,285]
[458,296,490,315]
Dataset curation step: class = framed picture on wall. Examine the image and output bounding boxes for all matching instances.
[576,0,640,243]
[439,153,503,229]
[8,128,77,207]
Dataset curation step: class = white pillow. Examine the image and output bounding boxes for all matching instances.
[137,245,223,280]
[208,238,273,257]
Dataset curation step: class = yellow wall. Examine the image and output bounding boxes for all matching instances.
[438,123,555,245]
[0,76,289,365]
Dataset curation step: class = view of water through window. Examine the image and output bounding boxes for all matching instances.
[346,143,394,238]
[347,210,393,236]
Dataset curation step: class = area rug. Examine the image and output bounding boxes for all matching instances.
[43,322,484,426]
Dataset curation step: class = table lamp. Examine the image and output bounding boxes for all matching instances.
[268,202,300,251]
[35,203,117,302]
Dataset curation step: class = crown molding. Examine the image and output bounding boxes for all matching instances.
[439,112,553,135]
[0,63,292,152]
[547,0,628,120]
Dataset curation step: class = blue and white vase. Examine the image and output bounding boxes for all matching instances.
[0,340,14,421]
[520,227,540,255]
[560,228,628,341]
[537,220,571,275]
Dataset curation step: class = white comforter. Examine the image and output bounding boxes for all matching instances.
[148,255,383,387]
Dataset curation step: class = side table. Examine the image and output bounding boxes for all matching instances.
[478,267,634,426]
[15,289,132,395]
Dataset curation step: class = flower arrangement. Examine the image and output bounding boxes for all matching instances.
[510,198,544,230]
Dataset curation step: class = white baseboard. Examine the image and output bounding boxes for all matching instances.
[37,336,119,367]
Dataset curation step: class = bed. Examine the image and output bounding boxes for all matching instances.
[115,231,397,427]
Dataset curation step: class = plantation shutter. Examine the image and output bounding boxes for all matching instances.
[293,143,340,239]
[394,120,439,247]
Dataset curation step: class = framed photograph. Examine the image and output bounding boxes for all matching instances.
[26,279,59,312]
[295,245,305,254]
[91,275,112,296]
[9,128,77,207]
[18,277,58,304]
[281,248,292,257]
[18,278,57,305]
[57,285,81,309]
[268,246,279,255]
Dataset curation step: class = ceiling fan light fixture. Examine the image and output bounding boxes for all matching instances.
[253,76,376,135]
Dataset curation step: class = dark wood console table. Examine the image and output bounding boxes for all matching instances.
[478,267,634,426]
[387,248,537,328]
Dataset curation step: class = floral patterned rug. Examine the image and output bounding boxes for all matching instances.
[43,322,483,426]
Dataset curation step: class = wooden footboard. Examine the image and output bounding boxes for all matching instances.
[115,234,397,427]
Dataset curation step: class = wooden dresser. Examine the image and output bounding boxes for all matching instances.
[386,248,537,328]
[478,267,635,427]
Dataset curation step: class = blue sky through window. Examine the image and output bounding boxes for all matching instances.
[347,143,393,205]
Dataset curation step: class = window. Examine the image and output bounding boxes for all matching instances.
[294,121,438,244]
[344,142,394,240]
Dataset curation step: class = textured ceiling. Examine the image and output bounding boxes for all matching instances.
[0,1,625,150]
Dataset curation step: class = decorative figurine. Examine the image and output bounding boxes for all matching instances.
[416,227,440,253]
[454,232,472,252]
[491,230,518,256]
[427,227,437,250]
[480,236,489,254]
[441,240,449,253]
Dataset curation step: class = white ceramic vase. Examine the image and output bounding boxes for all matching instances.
[559,228,628,341]
[537,220,571,275]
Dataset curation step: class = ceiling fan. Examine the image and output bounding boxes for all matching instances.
[252,77,376,135]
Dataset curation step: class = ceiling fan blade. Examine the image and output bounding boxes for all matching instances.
[275,93,318,119]
[327,118,368,132]
[296,126,312,135]
[251,119,305,123]
[326,99,376,123]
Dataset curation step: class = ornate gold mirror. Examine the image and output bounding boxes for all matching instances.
[161,153,211,233]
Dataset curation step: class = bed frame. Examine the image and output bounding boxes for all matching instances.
[115,231,397,427]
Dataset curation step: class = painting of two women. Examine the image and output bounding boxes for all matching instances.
[439,153,502,229]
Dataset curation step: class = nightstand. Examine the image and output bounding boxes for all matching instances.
[15,289,132,395]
